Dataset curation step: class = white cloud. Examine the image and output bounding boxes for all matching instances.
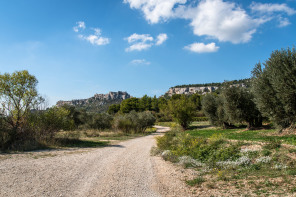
[130,59,151,65]
[184,0,260,44]
[73,21,86,32]
[126,42,153,52]
[156,33,168,45]
[250,2,296,16]
[250,2,296,28]
[125,33,153,51]
[126,33,153,43]
[278,17,291,27]
[124,0,296,44]
[74,23,110,46]
[123,0,187,24]
[125,33,167,52]
[184,42,219,53]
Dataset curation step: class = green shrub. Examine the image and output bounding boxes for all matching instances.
[262,149,272,156]
[186,177,205,186]
[156,130,178,150]
[264,139,281,149]
[87,113,113,130]
[113,111,156,133]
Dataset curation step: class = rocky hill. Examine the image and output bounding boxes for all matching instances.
[164,79,250,97]
[56,91,131,113]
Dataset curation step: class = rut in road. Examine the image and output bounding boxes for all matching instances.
[0,126,194,197]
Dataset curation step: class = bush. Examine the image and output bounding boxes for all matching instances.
[113,111,156,133]
[87,113,113,130]
[156,130,178,150]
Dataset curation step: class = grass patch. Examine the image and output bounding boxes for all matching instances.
[187,122,296,146]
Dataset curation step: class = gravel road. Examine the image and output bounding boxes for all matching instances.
[0,126,195,197]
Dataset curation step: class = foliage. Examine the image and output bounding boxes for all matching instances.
[120,97,140,113]
[28,107,75,137]
[202,94,231,128]
[168,95,195,130]
[0,70,39,128]
[0,70,43,149]
[113,111,156,133]
[86,113,113,130]
[251,47,296,130]
[107,104,120,114]
[222,86,262,129]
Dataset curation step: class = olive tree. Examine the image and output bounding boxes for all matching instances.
[251,47,296,130]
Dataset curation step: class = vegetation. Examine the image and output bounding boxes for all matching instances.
[222,86,262,129]
[168,95,195,130]
[0,71,158,151]
[251,47,296,130]
[154,122,296,196]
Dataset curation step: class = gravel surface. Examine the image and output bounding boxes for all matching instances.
[0,126,194,197]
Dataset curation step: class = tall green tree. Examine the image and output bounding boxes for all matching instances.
[222,86,262,129]
[169,95,195,130]
[120,98,140,113]
[0,70,43,149]
[0,70,39,129]
[251,47,296,130]
[151,96,159,112]
[202,94,231,128]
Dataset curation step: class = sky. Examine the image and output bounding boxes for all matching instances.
[0,0,295,106]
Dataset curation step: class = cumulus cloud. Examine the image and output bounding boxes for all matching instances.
[123,0,187,24]
[184,42,219,53]
[124,0,296,44]
[156,33,168,45]
[74,22,110,46]
[130,59,151,65]
[125,33,167,52]
[73,21,86,32]
[185,0,262,44]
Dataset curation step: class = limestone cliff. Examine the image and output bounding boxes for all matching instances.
[56,91,131,112]
[164,79,250,97]
[165,86,219,97]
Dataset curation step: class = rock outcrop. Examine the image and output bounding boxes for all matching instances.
[165,86,219,97]
[56,91,131,112]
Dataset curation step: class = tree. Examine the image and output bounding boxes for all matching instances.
[108,104,120,114]
[0,70,39,129]
[120,98,140,113]
[189,93,202,111]
[202,94,232,128]
[0,70,41,147]
[151,96,159,112]
[222,86,262,129]
[139,95,152,111]
[251,47,296,130]
[169,95,195,130]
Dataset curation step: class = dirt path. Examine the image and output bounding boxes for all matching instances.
[0,126,195,197]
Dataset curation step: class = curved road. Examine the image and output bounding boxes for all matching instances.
[0,126,193,197]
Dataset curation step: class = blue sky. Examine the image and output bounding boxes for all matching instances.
[0,0,295,105]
